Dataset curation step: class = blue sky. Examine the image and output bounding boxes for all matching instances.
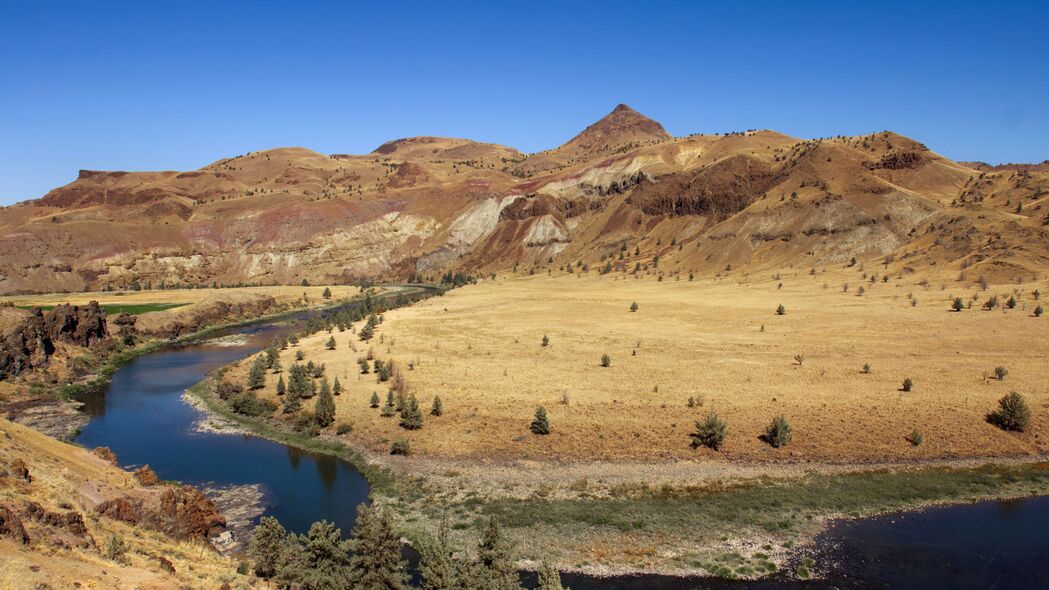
[1,1,1046,205]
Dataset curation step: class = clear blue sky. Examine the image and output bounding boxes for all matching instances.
[2,1,1046,205]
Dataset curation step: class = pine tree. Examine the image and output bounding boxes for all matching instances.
[315,379,335,427]
[381,391,396,417]
[248,516,286,578]
[431,395,443,416]
[400,394,423,430]
[420,519,457,590]
[370,391,381,408]
[531,406,550,435]
[348,505,409,590]
[298,520,353,590]
[326,335,337,350]
[247,355,267,390]
[477,517,521,590]
[332,376,342,396]
[275,375,286,396]
[536,562,567,590]
[271,353,282,374]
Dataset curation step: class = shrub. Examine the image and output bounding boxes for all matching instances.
[336,423,353,435]
[793,354,805,366]
[691,413,727,450]
[776,304,786,315]
[390,438,410,455]
[987,392,1031,432]
[861,363,871,374]
[103,533,128,562]
[763,415,792,448]
[541,335,549,347]
[908,429,923,446]
[600,354,611,368]
[983,295,998,310]
[1035,305,1044,317]
[630,302,638,312]
[531,406,550,435]
[901,377,913,392]
[217,381,244,400]
[952,297,965,312]
[326,336,336,350]
[230,391,277,417]
[322,287,332,299]
[994,366,1008,381]
[1006,295,1017,309]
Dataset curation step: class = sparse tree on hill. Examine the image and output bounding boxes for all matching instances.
[322,287,332,299]
[1035,305,1044,317]
[537,562,567,590]
[531,406,550,435]
[315,380,335,427]
[431,395,443,416]
[359,358,371,374]
[370,391,380,408]
[326,336,337,350]
[763,415,793,448]
[332,376,342,396]
[541,335,549,347]
[952,297,965,312]
[994,366,1009,381]
[691,413,727,450]
[902,377,913,392]
[630,302,638,312]
[400,394,423,430]
[276,375,286,396]
[987,392,1031,432]
[600,354,611,367]
[247,355,267,390]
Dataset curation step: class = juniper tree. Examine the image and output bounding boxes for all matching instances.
[431,395,443,416]
[315,380,335,427]
[271,354,282,374]
[400,394,424,430]
[630,302,638,312]
[297,520,353,590]
[477,517,520,590]
[1036,305,1045,317]
[541,335,549,347]
[952,297,965,312]
[776,304,786,315]
[902,377,913,392]
[248,516,286,579]
[763,415,792,448]
[691,413,727,450]
[359,357,371,374]
[344,506,409,589]
[531,406,550,435]
[247,355,267,390]
[322,287,332,299]
[381,391,396,417]
[988,392,1031,432]
[275,375,286,396]
[419,519,458,590]
[537,562,567,590]
[370,391,381,408]
[994,366,1009,381]
[332,376,342,395]
[600,354,611,367]
[326,336,337,350]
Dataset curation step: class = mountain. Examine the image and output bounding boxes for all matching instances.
[1,105,1048,294]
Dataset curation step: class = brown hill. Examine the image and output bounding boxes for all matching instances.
[1,107,1048,295]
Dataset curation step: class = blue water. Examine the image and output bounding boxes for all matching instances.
[74,313,371,535]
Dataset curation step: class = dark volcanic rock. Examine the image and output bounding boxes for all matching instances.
[0,301,110,379]
[45,301,108,347]
[133,465,159,486]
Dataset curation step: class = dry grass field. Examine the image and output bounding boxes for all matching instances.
[0,284,361,310]
[236,272,1048,465]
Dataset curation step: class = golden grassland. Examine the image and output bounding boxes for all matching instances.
[234,271,1048,465]
[0,419,253,590]
[0,284,361,310]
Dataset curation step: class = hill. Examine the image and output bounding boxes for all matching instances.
[1,105,1047,295]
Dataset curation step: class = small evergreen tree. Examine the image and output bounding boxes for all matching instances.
[776,304,786,315]
[298,520,353,590]
[691,413,727,450]
[531,406,550,435]
[600,353,611,367]
[994,366,1008,381]
[541,335,549,347]
[902,377,913,392]
[420,520,458,590]
[630,302,638,312]
[1036,305,1044,317]
[987,392,1031,432]
[370,391,381,408]
[537,562,567,590]
[322,287,333,299]
[326,335,337,350]
[763,415,792,448]
[477,517,520,590]
[400,394,424,430]
[247,355,267,390]
[315,380,335,428]
[276,375,286,396]
[332,376,342,395]
[431,395,443,416]
[390,438,410,455]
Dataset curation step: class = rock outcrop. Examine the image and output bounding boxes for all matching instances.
[0,302,109,379]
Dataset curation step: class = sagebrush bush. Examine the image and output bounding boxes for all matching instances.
[987,392,1031,432]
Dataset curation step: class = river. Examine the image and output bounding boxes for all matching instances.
[72,295,1049,589]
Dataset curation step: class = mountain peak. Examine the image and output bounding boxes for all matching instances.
[557,104,671,156]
